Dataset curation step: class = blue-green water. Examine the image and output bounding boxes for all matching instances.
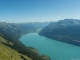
[20,33,80,60]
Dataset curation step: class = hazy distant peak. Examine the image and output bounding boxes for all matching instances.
[54,19,80,26]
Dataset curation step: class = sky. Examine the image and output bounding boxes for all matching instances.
[0,0,80,23]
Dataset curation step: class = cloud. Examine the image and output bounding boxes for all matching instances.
[58,16,61,19]
[2,19,6,22]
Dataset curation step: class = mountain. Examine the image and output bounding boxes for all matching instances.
[39,19,80,46]
[14,22,50,34]
[0,22,50,60]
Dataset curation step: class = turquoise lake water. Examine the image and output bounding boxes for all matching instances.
[20,33,80,60]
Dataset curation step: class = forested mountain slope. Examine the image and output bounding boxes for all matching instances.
[0,22,50,60]
[39,19,80,46]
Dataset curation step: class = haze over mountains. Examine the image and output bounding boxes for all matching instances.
[1,19,80,60]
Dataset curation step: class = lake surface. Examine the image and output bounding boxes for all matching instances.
[20,33,80,60]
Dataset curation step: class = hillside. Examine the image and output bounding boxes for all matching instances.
[39,19,80,46]
[0,36,32,60]
[0,22,50,60]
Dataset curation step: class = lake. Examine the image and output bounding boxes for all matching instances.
[20,33,80,60]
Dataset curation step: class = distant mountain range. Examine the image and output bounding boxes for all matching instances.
[15,22,50,33]
[39,19,80,46]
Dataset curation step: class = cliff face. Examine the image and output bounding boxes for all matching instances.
[0,22,50,60]
[39,19,80,46]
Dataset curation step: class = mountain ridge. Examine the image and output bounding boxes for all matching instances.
[39,19,80,46]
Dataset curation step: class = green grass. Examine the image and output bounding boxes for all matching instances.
[0,36,32,60]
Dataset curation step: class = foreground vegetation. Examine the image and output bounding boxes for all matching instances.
[0,36,32,60]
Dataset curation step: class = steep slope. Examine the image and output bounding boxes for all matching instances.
[0,36,32,60]
[0,22,50,60]
[39,19,80,46]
